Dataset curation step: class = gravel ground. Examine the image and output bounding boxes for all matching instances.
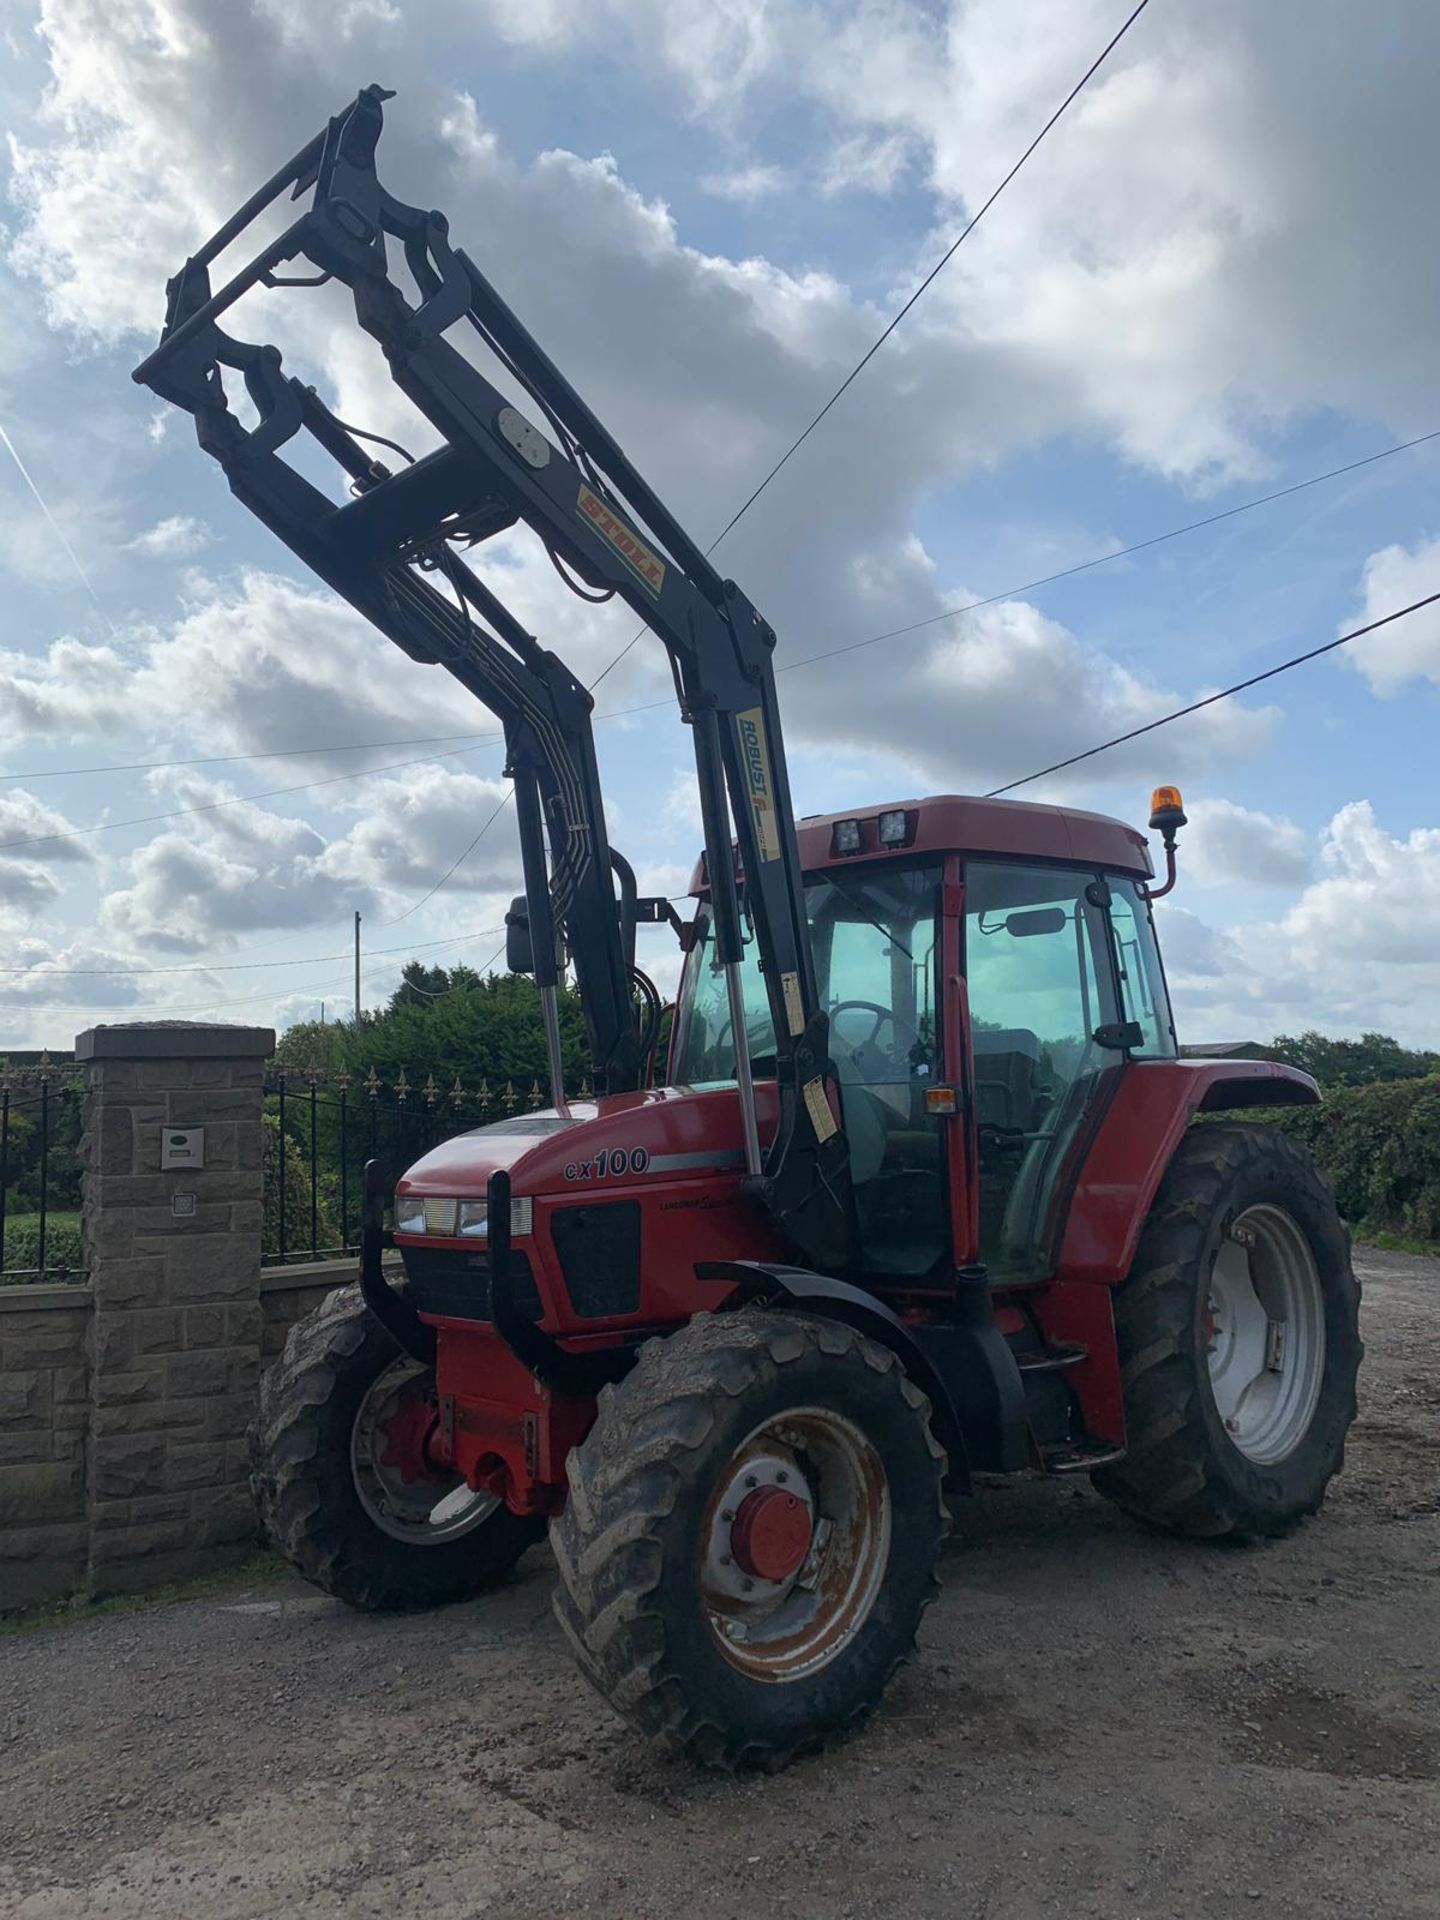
[2,1248,1436,1920]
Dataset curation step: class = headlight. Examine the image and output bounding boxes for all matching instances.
[394,1197,427,1236]
[424,1197,458,1235]
[396,1195,534,1236]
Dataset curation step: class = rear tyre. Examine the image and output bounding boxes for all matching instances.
[253,1285,543,1611]
[550,1309,948,1770]
[1092,1123,1361,1539]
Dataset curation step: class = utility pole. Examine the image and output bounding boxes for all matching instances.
[354,911,362,1024]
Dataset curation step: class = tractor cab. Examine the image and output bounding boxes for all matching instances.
[673,793,1174,1289]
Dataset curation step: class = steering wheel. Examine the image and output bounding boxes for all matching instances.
[828,1000,920,1070]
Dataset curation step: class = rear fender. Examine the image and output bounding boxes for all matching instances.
[1058,1060,1320,1285]
[698,1259,973,1490]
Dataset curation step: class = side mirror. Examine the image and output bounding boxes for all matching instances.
[505,896,535,975]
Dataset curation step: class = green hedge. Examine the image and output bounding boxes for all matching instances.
[1,1210,83,1282]
[1251,1075,1440,1243]
[263,1115,341,1259]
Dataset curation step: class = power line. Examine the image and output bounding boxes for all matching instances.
[778,427,1440,672]
[0,739,502,854]
[587,0,1155,694]
[0,728,500,784]
[8,426,1430,868]
[382,792,513,927]
[0,936,518,1019]
[706,0,1156,550]
[16,418,1430,800]
[0,928,503,978]
[985,590,1440,796]
[360,427,1440,912]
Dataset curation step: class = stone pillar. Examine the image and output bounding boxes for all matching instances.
[77,1022,275,1594]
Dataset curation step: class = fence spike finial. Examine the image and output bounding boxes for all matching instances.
[503,1079,517,1115]
[423,1073,438,1108]
[450,1074,465,1110]
[528,1079,543,1111]
[365,1065,381,1098]
[395,1068,410,1105]
[477,1079,491,1115]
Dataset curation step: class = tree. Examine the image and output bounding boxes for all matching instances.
[1268,1031,1440,1089]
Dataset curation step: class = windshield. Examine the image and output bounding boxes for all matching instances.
[674,863,943,1087]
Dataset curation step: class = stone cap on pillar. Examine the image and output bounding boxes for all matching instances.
[75,1021,276,1062]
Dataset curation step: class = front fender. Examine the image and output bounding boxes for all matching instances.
[697,1259,972,1489]
[1058,1059,1320,1285]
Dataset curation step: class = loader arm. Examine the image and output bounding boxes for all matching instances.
[134,84,855,1272]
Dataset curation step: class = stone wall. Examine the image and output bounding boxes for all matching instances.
[0,1284,92,1608]
[0,1022,287,1611]
[259,1262,353,1358]
[80,1023,275,1598]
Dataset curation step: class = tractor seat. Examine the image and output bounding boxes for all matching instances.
[971,1027,1043,1135]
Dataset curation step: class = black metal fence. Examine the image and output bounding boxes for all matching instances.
[0,1056,85,1286]
[262,1066,589,1266]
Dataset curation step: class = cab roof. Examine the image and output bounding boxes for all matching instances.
[691,793,1154,892]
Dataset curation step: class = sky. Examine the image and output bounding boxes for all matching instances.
[0,0,1437,1050]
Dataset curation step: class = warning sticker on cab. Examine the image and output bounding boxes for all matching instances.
[576,484,666,596]
[803,1076,838,1144]
[781,970,805,1038]
[737,707,782,863]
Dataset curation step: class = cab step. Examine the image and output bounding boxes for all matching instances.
[1040,1441,1127,1475]
[1015,1341,1088,1374]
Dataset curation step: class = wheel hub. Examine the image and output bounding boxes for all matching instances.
[698,1411,891,1683]
[730,1484,813,1583]
[1205,1204,1326,1466]
[351,1357,501,1545]
[377,1391,442,1484]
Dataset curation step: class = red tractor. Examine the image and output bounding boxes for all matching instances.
[138,89,1360,1770]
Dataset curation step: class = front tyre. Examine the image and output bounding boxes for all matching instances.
[550,1310,948,1770]
[1093,1123,1361,1539]
[253,1285,543,1611]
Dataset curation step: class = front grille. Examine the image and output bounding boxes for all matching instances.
[398,1245,541,1323]
[551,1201,642,1318]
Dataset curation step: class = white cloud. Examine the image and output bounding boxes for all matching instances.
[96,758,522,952]
[787,580,1276,793]
[659,767,702,836]
[820,132,911,198]
[0,636,136,741]
[8,0,1439,1051]
[0,787,95,912]
[456,0,1440,486]
[1181,797,1312,892]
[701,164,788,202]
[317,763,522,900]
[0,937,195,1012]
[126,514,211,558]
[1,5,1301,805]
[1165,802,1440,1048]
[1344,534,1440,696]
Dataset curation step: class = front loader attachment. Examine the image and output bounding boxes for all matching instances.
[135,85,856,1274]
